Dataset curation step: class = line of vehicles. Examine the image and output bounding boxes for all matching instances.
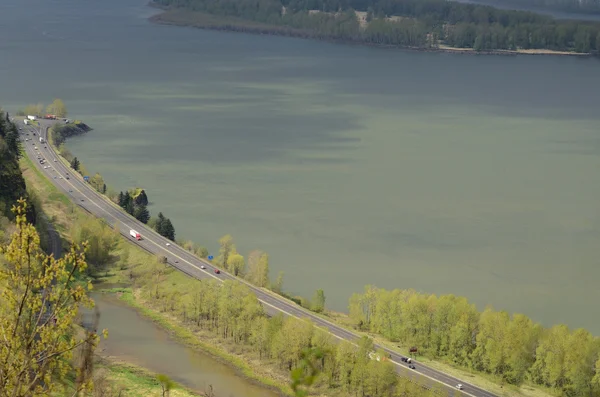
[128,229,221,274]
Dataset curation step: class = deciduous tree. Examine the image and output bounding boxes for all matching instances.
[0,200,105,397]
[227,252,245,276]
[217,234,235,269]
[45,99,67,118]
[311,289,326,313]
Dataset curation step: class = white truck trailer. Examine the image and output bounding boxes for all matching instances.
[27,115,37,121]
[24,119,29,125]
[129,230,141,241]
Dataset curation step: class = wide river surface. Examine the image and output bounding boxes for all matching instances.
[1,0,599,333]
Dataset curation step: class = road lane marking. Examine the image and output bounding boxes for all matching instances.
[30,123,482,397]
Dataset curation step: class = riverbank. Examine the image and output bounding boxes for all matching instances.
[148,5,591,57]
[88,359,203,397]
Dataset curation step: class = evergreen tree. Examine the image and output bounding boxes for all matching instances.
[117,191,125,207]
[5,124,20,158]
[162,218,175,241]
[133,204,150,224]
[125,201,134,216]
[123,191,132,209]
[155,212,166,235]
[133,189,148,206]
[70,157,80,171]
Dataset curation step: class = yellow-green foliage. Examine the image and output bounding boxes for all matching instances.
[348,286,600,395]
[0,200,102,397]
[114,258,430,397]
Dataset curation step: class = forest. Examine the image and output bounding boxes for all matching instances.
[0,112,35,224]
[347,286,600,396]
[153,0,600,52]
[473,0,600,13]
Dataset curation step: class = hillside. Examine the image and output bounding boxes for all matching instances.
[0,111,35,224]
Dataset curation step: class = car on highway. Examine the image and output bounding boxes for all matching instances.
[54,159,57,162]
[200,265,206,269]
[53,176,57,179]
[166,243,171,246]
[214,269,221,274]
[66,176,69,179]
[456,384,464,390]
[409,365,416,370]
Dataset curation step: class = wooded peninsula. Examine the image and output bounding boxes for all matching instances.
[151,0,600,54]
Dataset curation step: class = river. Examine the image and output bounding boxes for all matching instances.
[1,0,599,334]
[87,291,279,397]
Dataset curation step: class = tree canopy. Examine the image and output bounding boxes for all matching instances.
[0,200,104,396]
[155,0,600,52]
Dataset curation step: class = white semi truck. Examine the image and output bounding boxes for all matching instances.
[27,115,37,121]
[129,229,141,241]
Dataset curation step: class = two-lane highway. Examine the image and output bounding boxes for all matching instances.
[18,119,498,397]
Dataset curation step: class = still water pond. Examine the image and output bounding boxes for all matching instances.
[89,292,279,397]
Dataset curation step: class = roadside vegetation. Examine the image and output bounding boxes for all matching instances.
[151,0,600,54]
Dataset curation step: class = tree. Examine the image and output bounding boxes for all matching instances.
[0,199,105,396]
[124,201,134,216]
[89,173,105,193]
[133,204,150,224]
[156,374,175,397]
[23,103,44,116]
[155,212,166,235]
[246,250,270,287]
[70,156,80,171]
[227,252,245,276]
[273,271,284,294]
[132,189,148,206]
[117,191,125,207]
[217,234,235,268]
[311,289,326,313]
[5,124,20,158]
[162,218,175,241]
[45,98,67,118]
[195,245,209,258]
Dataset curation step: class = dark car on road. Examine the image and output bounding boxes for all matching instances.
[214,269,221,274]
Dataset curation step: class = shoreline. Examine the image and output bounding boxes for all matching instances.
[147,4,592,58]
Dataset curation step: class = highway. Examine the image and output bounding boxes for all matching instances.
[18,118,498,397]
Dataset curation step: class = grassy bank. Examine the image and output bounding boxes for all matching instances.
[149,7,589,57]
[87,359,202,397]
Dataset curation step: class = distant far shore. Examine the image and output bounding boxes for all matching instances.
[147,3,591,57]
